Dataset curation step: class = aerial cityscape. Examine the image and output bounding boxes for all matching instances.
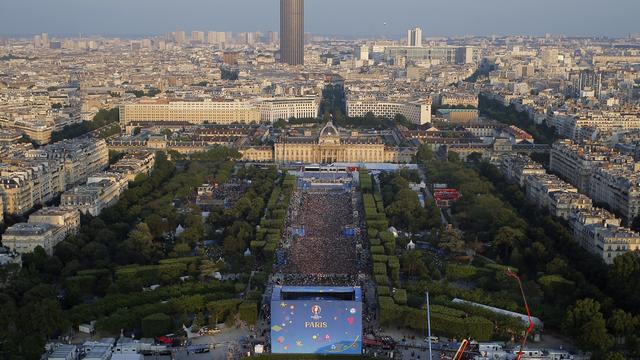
[1,1,640,360]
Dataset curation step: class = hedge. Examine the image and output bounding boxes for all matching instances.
[372,254,388,263]
[387,256,400,269]
[375,275,390,286]
[367,220,389,232]
[379,231,395,243]
[393,289,407,305]
[239,301,258,325]
[383,241,396,255]
[141,313,172,337]
[538,274,575,293]
[373,263,388,275]
[446,264,479,281]
[378,296,399,325]
[370,245,385,255]
[115,262,188,289]
[377,286,391,296]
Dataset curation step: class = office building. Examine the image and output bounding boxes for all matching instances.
[119,99,261,129]
[280,0,304,65]
[407,27,422,47]
[346,99,432,125]
[384,46,475,65]
[257,97,319,122]
[355,45,369,61]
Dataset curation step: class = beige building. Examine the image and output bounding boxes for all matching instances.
[0,118,53,145]
[119,99,261,130]
[589,164,640,224]
[274,122,414,164]
[29,206,81,239]
[436,109,479,124]
[439,93,478,108]
[240,146,274,162]
[60,173,128,216]
[109,151,156,182]
[2,223,66,256]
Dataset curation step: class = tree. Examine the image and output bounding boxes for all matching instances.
[562,298,613,353]
[493,226,525,261]
[223,221,253,254]
[401,250,428,278]
[605,353,626,360]
[438,228,465,253]
[607,309,638,344]
[416,144,434,164]
[119,223,159,264]
[447,151,460,163]
[142,313,172,337]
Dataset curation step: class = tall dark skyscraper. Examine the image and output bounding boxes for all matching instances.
[280,0,304,65]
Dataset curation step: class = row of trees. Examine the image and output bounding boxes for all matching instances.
[478,94,557,144]
[50,108,120,142]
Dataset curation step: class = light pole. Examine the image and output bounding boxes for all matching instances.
[426,291,432,360]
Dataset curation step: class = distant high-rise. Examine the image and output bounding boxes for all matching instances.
[280,0,304,65]
[191,31,205,43]
[407,27,422,47]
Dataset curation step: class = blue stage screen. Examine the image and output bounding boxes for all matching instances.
[271,286,363,355]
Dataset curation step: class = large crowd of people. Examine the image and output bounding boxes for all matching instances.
[284,187,358,275]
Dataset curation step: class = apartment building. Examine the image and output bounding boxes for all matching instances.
[0,161,65,216]
[587,225,640,265]
[500,154,547,187]
[589,164,640,224]
[549,140,623,193]
[28,206,80,238]
[0,118,54,145]
[346,99,432,125]
[1,223,66,255]
[553,112,640,140]
[547,191,593,220]
[60,173,128,216]
[500,153,640,264]
[109,151,156,182]
[569,208,622,254]
[439,93,478,108]
[524,174,578,210]
[28,138,110,188]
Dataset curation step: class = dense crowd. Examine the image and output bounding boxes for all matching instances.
[284,188,358,275]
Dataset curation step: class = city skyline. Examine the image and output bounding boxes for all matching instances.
[0,0,639,38]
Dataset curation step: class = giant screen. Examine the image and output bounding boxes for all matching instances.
[270,286,363,355]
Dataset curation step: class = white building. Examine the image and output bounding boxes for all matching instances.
[257,97,319,123]
[346,99,432,125]
[407,27,422,47]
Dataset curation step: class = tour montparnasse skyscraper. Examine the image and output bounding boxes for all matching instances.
[280,0,304,65]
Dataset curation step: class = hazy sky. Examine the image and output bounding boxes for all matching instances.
[0,0,638,38]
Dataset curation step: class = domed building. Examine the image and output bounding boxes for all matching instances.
[273,122,414,164]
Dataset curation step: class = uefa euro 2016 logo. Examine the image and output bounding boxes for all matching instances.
[311,304,322,320]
